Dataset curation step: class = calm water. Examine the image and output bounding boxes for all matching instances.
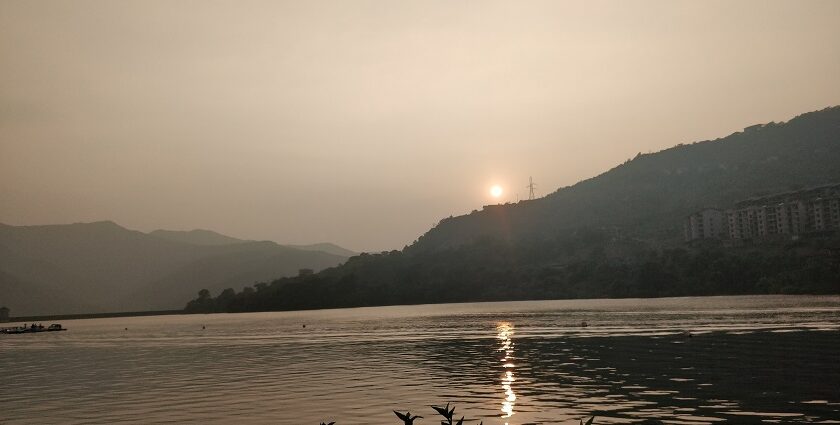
[1,295,839,424]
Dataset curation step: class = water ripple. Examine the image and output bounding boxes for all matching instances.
[1,295,838,424]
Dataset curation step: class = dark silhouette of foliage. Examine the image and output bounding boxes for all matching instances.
[316,403,592,424]
[185,289,215,313]
[394,410,422,424]
[431,402,457,424]
[185,233,839,313]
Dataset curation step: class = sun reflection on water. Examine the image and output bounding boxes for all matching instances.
[497,322,516,422]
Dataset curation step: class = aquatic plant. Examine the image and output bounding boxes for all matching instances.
[323,404,593,424]
[431,402,459,424]
[394,410,423,424]
[431,402,478,425]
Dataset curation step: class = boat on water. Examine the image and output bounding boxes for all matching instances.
[1,324,66,334]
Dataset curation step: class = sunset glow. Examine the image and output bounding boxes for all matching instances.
[0,2,836,424]
[490,185,503,198]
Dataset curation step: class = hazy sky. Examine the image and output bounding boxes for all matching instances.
[2,1,839,252]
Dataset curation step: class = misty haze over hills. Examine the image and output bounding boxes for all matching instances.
[2,3,839,424]
[188,106,840,313]
[0,222,352,316]
[148,229,247,246]
[148,228,357,257]
[3,107,838,317]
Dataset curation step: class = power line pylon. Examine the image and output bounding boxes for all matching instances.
[527,176,537,200]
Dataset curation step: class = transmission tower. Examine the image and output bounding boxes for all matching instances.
[527,176,537,200]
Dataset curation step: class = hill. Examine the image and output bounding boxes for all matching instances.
[187,106,840,313]
[0,221,349,316]
[148,228,247,246]
[285,243,358,258]
[412,106,840,251]
[149,228,357,256]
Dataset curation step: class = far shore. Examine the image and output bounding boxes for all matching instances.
[6,309,184,323]
[6,293,840,324]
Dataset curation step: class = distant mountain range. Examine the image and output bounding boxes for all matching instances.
[148,229,247,246]
[0,222,354,316]
[187,106,840,313]
[149,228,357,257]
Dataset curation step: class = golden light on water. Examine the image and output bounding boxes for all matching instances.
[497,322,516,421]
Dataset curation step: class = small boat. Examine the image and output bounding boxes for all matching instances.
[1,324,66,334]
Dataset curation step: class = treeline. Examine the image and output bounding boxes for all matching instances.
[185,231,840,314]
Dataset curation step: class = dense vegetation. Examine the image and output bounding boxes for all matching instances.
[186,106,840,313]
[185,231,840,313]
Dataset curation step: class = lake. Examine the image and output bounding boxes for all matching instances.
[1,295,839,424]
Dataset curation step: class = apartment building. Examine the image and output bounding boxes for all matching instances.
[724,183,840,240]
[810,196,840,231]
[684,208,724,241]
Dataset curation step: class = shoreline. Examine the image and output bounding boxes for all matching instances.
[6,293,839,323]
[6,309,184,323]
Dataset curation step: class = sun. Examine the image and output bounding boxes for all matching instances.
[490,185,503,198]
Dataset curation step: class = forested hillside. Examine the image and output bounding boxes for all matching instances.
[413,106,840,251]
[187,106,840,313]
